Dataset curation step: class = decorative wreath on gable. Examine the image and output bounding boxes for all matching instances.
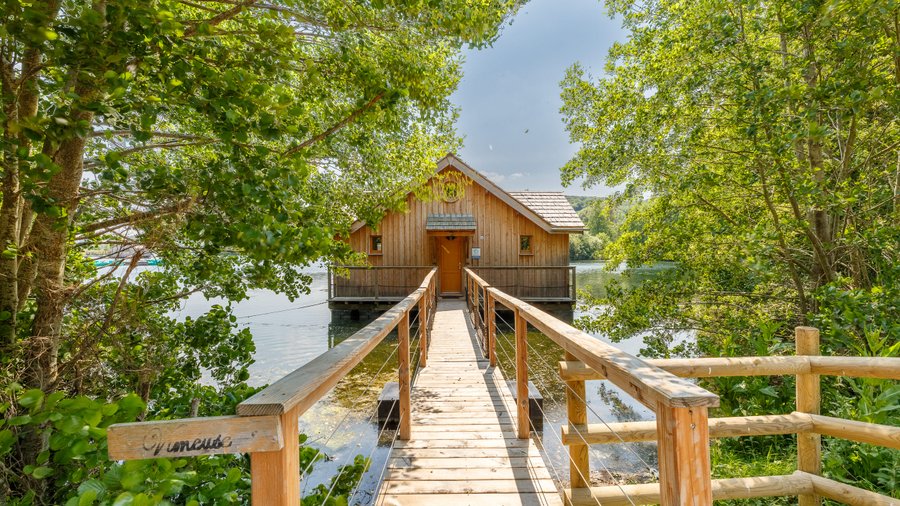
[441,181,462,203]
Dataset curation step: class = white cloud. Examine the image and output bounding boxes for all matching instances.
[482,171,507,183]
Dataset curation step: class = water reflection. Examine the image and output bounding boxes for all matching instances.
[178,261,673,502]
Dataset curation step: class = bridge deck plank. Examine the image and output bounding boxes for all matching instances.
[376,299,563,506]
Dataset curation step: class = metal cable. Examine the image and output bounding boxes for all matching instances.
[490,330,611,506]
[301,317,423,499]
[493,311,658,476]
[492,315,645,504]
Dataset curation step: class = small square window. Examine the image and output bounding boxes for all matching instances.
[370,235,383,255]
[519,235,533,255]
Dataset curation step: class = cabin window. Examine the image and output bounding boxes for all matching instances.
[519,235,533,255]
[369,235,383,255]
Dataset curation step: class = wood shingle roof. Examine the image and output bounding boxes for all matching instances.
[509,192,585,231]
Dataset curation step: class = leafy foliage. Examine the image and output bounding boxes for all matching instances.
[561,0,899,496]
[1,0,522,501]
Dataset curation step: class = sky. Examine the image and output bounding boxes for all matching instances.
[449,0,627,197]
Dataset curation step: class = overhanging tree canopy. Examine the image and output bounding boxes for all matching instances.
[0,0,523,392]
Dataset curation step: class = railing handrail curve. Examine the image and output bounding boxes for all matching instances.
[238,268,437,417]
[465,268,719,409]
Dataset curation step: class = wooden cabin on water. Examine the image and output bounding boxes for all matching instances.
[328,153,585,308]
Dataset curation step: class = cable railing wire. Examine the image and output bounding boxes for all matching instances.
[352,314,430,505]
[493,329,638,506]
[492,309,658,479]
[489,328,612,506]
[300,310,426,502]
[298,322,406,483]
[317,321,423,504]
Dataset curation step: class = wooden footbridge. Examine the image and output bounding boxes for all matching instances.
[108,268,900,505]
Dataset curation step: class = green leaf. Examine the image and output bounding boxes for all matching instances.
[78,479,106,495]
[78,490,99,506]
[19,389,44,410]
[112,492,135,506]
[31,466,53,479]
[7,415,32,426]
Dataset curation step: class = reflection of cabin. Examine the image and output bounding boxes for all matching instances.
[328,154,585,307]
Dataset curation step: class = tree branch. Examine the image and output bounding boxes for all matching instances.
[77,199,195,238]
[283,92,385,157]
[184,0,259,37]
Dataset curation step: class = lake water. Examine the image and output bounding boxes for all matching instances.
[176,261,677,503]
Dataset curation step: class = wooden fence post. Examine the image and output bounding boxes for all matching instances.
[564,351,590,488]
[656,404,713,506]
[487,292,496,367]
[250,406,300,505]
[797,326,822,506]
[515,308,529,439]
[419,295,428,368]
[399,312,411,440]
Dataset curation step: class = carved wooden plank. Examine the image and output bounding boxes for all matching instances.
[487,287,718,409]
[108,415,282,460]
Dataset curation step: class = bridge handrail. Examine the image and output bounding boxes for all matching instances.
[464,267,719,505]
[108,268,438,506]
[558,327,900,506]
[238,267,435,416]
[465,268,718,409]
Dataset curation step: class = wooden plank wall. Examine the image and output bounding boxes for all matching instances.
[349,168,571,272]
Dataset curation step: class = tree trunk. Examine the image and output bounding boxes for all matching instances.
[24,106,93,391]
[0,164,20,345]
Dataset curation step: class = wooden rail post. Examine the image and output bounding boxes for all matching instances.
[250,406,300,505]
[564,350,590,489]
[515,308,529,439]
[399,312,411,440]
[797,326,821,506]
[419,295,428,368]
[487,291,496,367]
[656,405,713,505]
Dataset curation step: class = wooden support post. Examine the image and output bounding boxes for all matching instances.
[796,326,821,506]
[656,404,713,506]
[398,312,411,440]
[571,266,577,301]
[419,296,428,368]
[487,292,496,367]
[250,406,300,505]
[515,308,529,439]
[564,351,590,489]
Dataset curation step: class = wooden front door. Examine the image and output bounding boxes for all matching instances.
[437,237,463,294]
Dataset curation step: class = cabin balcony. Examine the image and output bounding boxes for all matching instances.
[328,265,576,308]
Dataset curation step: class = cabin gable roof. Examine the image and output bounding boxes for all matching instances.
[350,153,585,234]
[508,192,585,230]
